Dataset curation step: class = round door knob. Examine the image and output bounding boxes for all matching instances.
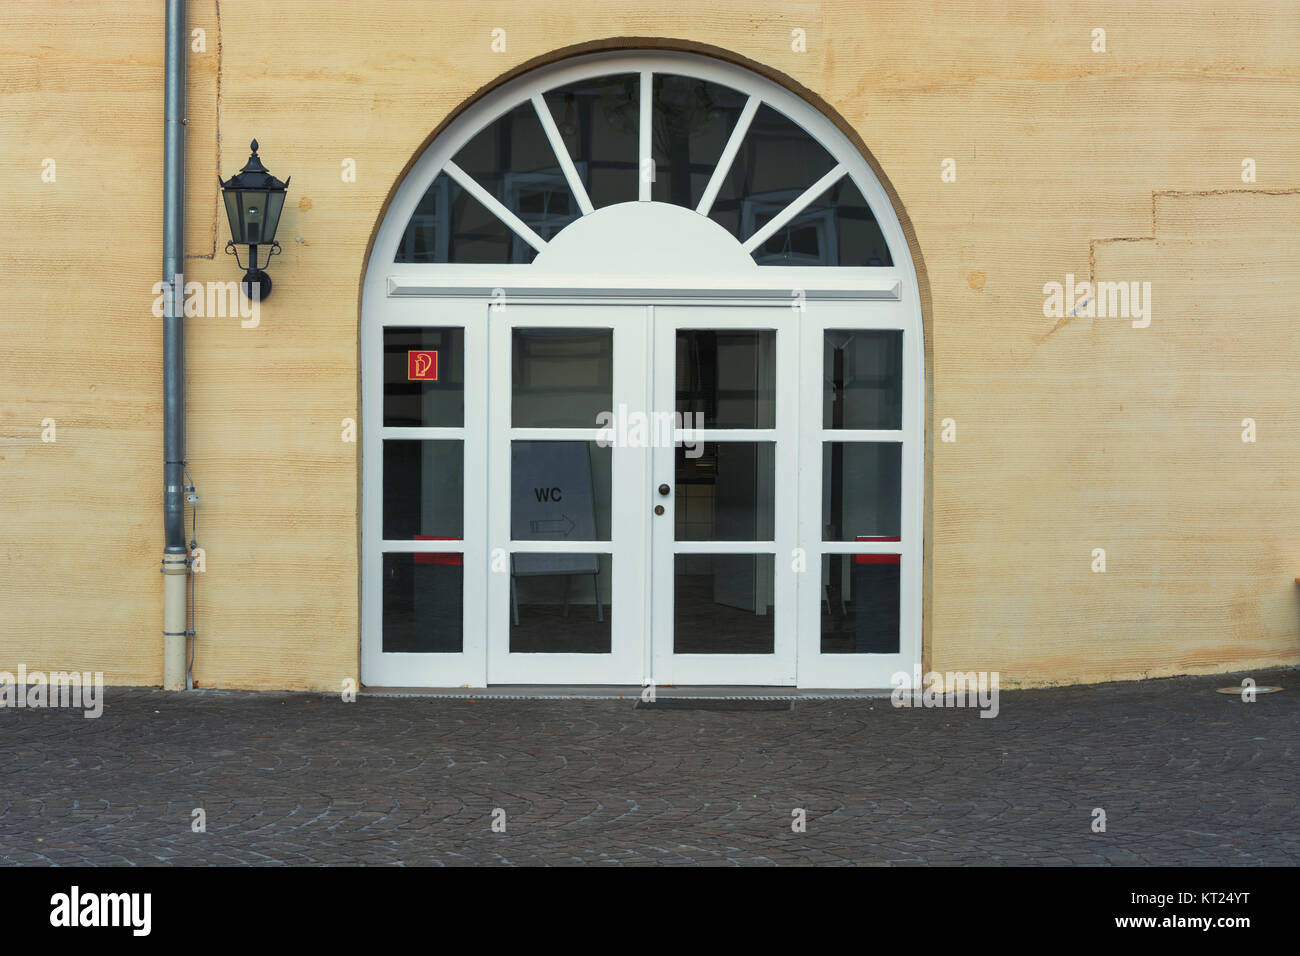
[654,505,665,516]
[658,483,671,496]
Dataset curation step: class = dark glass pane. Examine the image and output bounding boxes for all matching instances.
[452,100,580,245]
[510,553,611,653]
[674,554,774,653]
[383,440,463,539]
[707,104,837,243]
[751,175,893,266]
[650,74,748,208]
[542,74,640,208]
[383,327,464,427]
[675,443,774,541]
[382,552,463,653]
[822,442,901,540]
[821,553,900,653]
[512,328,612,427]
[395,171,536,264]
[823,330,902,429]
[676,330,775,428]
[511,441,611,542]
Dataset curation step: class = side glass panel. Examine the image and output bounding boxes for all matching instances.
[651,75,748,208]
[542,73,640,209]
[820,553,900,654]
[822,442,901,540]
[823,330,902,430]
[383,440,464,539]
[675,330,776,428]
[382,553,464,653]
[383,327,465,427]
[512,328,613,427]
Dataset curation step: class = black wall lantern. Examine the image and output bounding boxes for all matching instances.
[220,140,290,300]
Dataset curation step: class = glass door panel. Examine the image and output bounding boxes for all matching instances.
[487,305,650,684]
[651,305,797,685]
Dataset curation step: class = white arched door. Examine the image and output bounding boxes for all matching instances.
[361,51,924,689]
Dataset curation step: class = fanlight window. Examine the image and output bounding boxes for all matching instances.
[396,70,893,267]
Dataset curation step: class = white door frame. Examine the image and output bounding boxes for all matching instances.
[650,304,798,685]
[486,304,650,684]
[360,50,926,688]
[796,299,923,688]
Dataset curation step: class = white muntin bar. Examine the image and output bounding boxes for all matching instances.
[443,160,549,253]
[531,93,594,216]
[742,164,847,254]
[696,95,760,218]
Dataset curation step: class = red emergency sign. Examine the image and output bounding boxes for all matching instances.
[407,350,438,381]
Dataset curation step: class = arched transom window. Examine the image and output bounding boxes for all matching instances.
[394,63,895,268]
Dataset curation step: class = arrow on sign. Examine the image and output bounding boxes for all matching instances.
[529,514,576,537]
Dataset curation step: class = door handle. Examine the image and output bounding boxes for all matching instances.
[658,483,671,496]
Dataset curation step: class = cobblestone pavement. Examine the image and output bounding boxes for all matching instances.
[2,670,1296,865]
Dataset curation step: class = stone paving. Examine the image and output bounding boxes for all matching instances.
[1,670,1296,865]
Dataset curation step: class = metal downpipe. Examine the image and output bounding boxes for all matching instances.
[162,0,188,691]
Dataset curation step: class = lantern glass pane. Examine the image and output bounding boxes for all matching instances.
[262,190,286,244]
[223,190,244,244]
[242,190,268,245]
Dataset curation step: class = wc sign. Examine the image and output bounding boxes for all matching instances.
[407,350,438,381]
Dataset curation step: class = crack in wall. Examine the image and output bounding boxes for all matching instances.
[185,0,221,261]
[1037,185,1299,343]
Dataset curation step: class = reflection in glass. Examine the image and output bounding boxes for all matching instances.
[674,554,774,654]
[676,330,776,428]
[751,176,893,266]
[452,100,581,255]
[510,553,611,653]
[383,440,463,539]
[707,104,836,243]
[512,328,613,427]
[383,327,465,427]
[510,441,610,542]
[820,553,900,653]
[382,552,463,653]
[822,442,901,540]
[675,443,774,541]
[395,171,537,264]
[823,330,902,430]
[651,75,748,208]
[542,74,640,209]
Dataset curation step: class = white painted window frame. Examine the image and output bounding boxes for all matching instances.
[361,50,925,689]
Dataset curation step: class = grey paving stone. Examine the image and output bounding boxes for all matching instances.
[0,670,1296,865]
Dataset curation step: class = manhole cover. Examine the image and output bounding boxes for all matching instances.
[1215,686,1283,695]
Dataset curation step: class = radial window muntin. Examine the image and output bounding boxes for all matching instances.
[382,51,905,273]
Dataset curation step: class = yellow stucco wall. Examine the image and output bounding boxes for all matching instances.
[1,1,1296,690]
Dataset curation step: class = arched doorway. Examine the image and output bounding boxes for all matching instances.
[361,50,924,688]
